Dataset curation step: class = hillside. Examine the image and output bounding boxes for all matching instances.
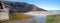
[1,1,46,13]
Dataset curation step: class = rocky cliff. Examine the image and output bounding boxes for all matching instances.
[1,1,47,13]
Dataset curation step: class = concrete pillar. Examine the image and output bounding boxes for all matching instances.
[0,8,9,21]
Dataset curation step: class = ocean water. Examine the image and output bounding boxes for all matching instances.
[47,10,60,12]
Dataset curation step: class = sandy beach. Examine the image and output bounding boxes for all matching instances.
[24,11,60,16]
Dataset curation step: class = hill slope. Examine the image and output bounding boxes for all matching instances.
[1,1,47,13]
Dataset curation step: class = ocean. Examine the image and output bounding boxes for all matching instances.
[47,10,60,12]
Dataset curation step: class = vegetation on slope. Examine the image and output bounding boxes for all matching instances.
[46,14,60,23]
[1,1,46,13]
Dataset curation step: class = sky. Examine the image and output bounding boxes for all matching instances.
[0,0,5,1]
[7,0,60,10]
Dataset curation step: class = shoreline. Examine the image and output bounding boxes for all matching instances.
[24,11,60,16]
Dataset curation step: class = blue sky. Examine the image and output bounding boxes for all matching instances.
[8,0,60,10]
